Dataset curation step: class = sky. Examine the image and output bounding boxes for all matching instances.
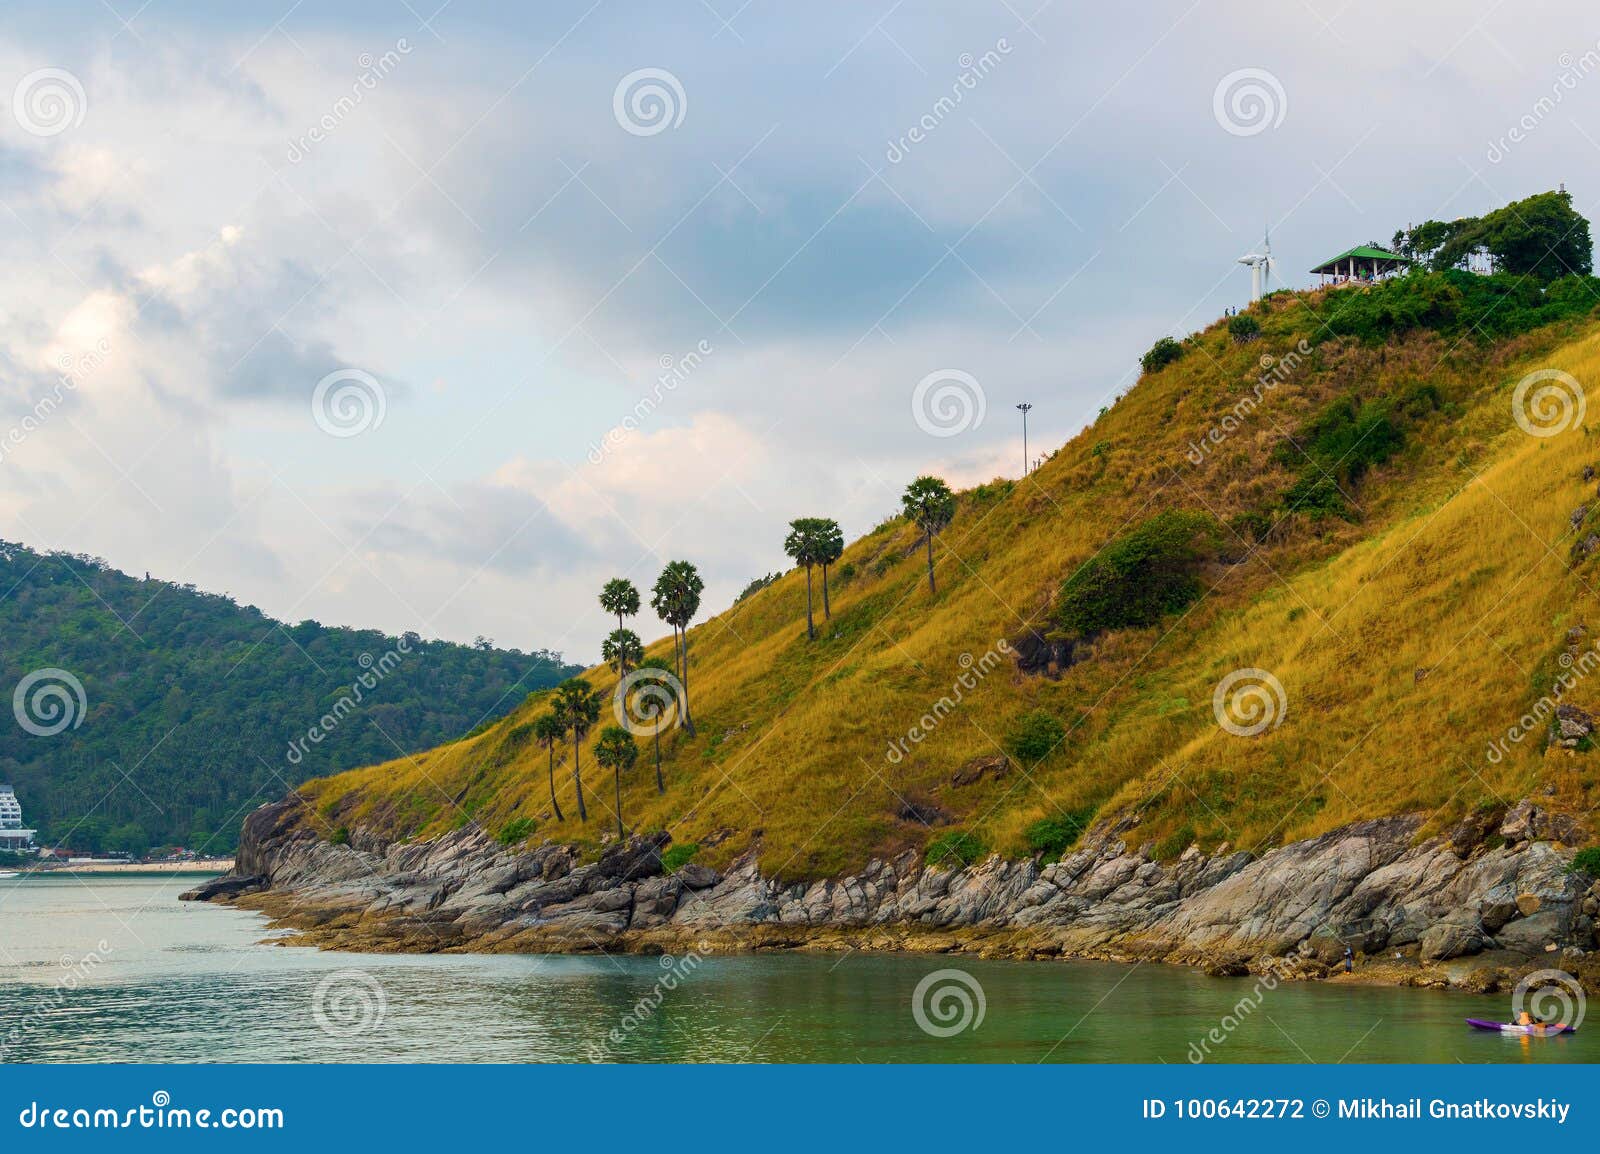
[1,0,1597,663]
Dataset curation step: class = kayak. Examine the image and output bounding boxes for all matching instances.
[1466,1018,1576,1036]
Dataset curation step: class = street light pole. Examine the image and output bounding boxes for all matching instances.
[1016,403,1032,476]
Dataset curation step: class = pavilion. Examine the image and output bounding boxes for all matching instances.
[1310,244,1409,285]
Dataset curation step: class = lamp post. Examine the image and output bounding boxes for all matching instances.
[1016,403,1032,476]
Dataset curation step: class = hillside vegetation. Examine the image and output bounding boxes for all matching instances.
[0,543,580,852]
[299,247,1600,883]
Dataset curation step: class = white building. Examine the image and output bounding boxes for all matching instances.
[0,784,37,851]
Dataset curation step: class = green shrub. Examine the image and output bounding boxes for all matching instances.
[662,842,701,871]
[1572,846,1600,877]
[1275,394,1406,521]
[836,562,856,584]
[1140,336,1183,374]
[925,831,986,869]
[329,825,350,846]
[1053,510,1219,636]
[1025,808,1096,859]
[496,817,537,846]
[1227,314,1260,343]
[1319,269,1600,345]
[1007,709,1065,763]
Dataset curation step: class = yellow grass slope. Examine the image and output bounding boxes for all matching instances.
[304,293,1600,882]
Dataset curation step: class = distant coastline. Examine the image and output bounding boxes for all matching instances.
[11,859,232,877]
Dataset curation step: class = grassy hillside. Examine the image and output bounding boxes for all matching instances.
[300,269,1600,882]
[0,543,582,852]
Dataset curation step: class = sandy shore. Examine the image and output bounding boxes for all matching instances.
[17,860,233,876]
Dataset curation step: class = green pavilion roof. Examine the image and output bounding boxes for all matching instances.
[1310,245,1409,274]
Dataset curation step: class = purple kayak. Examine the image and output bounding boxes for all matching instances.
[1466,1018,1576,1036]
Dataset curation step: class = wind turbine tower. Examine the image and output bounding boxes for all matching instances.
[1237,228,1274,303]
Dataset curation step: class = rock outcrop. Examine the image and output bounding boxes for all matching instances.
[187,795,1599,988]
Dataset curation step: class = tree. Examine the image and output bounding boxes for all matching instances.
[598,579,642,675]
[1140,336,1182,374]
[783,518,825,640]
[602,629,643,675]
[632,661,673,794]
[817,519,844,620]
[1396,191,1593,280]
[532,711,566,822]
[901,476,956,594]
[593,725,639,839]
[552,678,603,821]
[1476,189,1593,280]
[651,561,704,735]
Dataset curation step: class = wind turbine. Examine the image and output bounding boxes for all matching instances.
[1237,228,1274,302]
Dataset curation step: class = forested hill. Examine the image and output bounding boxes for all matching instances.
[0,541,581,853]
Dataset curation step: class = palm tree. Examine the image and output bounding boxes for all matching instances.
[651,560,704,736]
[602,628,643,675]
[902,476,956,594]
[633,660,674,793]
[593,725,639,840]
[783,518,824,640]
[817,518,844,620]
[598,578,641,675]
[552,678,602,821]
[532,711,566,821]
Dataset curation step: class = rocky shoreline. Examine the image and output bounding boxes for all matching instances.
[184,794,1600,992]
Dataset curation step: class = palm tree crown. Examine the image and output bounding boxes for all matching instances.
[902,476,956,593]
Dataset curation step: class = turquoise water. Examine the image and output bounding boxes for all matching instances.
[0,874,1589,1063]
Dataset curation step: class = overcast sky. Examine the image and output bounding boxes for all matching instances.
[1,0,1596,662]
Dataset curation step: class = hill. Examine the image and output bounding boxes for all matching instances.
[0,542,581,853]
[284,210,1600,885]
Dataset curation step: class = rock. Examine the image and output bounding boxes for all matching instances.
[674,863,720,890]
[951,753,1010,787]
[1572,505,1590,531]
[1449,808,1501,858]
[1584,465,1595,482]
[179,874,265,902]
[896,799,952,826]
[1496,911,1568,955]
[1500,800,1537,843]
[1516,892,1543,916]
[1555,704,1594,744]
[1420,922,1484,962]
